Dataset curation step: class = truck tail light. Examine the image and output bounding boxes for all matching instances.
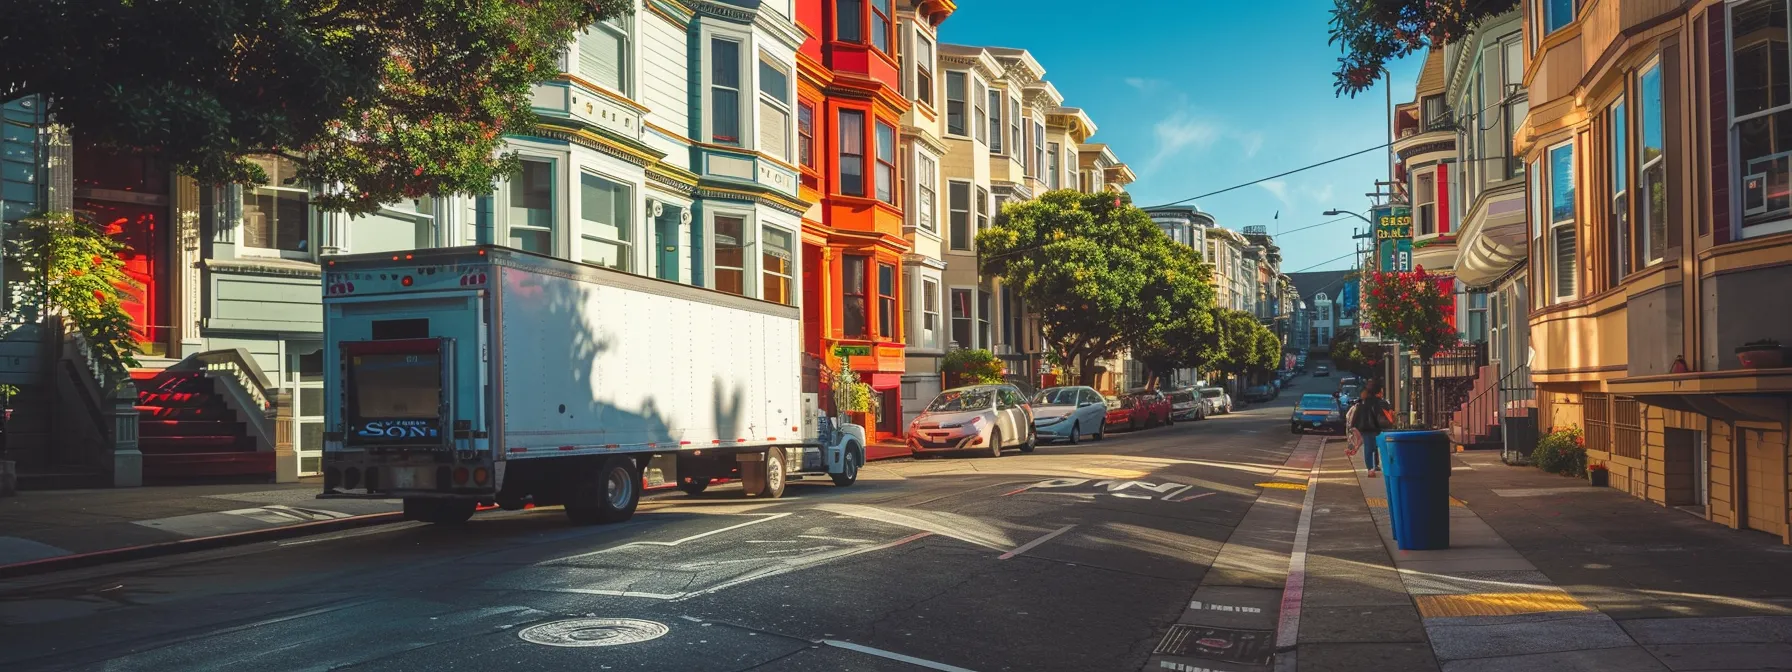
[473,467,489,485]
[401,276,414,287]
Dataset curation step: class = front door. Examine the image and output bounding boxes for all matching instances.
[655,206,681,282]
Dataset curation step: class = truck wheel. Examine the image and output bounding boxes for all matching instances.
[756,447,787,498]
[830,444,861,487]
[564,457,640,524]
[679,478,711,496]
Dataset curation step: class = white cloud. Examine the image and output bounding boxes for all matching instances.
[1125,77,1167,94]
[1257,180,1293,212]
[1145,110,1223,172]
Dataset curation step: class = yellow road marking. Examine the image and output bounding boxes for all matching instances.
[1414,592,1589,618]
[1256,482,1309,491]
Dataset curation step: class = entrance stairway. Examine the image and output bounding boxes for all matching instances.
[1448,364,1539,451]
[131,370,274,481]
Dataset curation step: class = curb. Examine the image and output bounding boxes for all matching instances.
[0,511,407,580]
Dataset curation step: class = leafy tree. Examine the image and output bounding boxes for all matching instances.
[1128,240,1219,388]
[1329,0,1517,96]
[979,190,1181,385]
[1328,330,1380,377]
[943,349,1006,388]
[1363,266,1460,426]
[1209,309,1263,385]
[1,0,630,214]
[1,212,141,386]
[1252,326,1283,374]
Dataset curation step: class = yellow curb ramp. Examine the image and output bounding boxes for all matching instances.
[1364,496,1468,508]
[1414,591,1591,618]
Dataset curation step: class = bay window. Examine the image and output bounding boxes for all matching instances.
[1636,61,1665,262]
[914,35,934,106]
[948,180,971,251]
[839,110,867,196]
[507,158,554,254]
[1609,99,1630,286]
[870,0,893,53]
[1548,141,1577,301]
[916,153,937,232]
[762,226,794,305]
[973,78,988,145]
[714,215,746,296]
[837,0,862,43]
[876,121,897,204]
[1544,0,1575,34]
[1732,0,1792,238]
[759,56,793,162]
[578,172,631,271]
[242,155,313,257]
[945,71,967,136]
[989,90,1004,153]
[844,255,869,338]
[798,102,815,168]
[921,278,940,349]
[877,264,896,339]
[710,38,742,145]
[579,18,628,94]
[950,288,972,348]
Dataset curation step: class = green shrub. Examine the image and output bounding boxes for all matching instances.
[1532,426,1587,477]
[943,349,1005,387]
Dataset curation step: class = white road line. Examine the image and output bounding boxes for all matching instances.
[822,640,982,672]
[998,524,1076,560]
[1272,440,1325,672]
[546,513,791,563]
[798,534,873,543]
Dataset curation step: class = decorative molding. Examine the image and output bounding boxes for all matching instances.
[203,257,324,279]
[695,180,812,216]
[687,1,806,49]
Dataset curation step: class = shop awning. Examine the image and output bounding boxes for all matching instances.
[867,373,904,391]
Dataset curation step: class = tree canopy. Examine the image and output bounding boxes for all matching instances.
[1329,0,1518,96]
[1,0,630,213]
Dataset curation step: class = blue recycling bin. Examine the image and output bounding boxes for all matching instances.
[1378,434,1404,542]
[1382,430,1453,550]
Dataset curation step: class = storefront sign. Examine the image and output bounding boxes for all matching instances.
[1374,205,1414,272]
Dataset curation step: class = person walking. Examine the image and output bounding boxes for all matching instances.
[1349,379,1394,476]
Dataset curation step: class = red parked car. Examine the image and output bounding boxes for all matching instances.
[1104,390,1173,431]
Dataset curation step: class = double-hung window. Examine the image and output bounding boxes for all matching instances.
[948,181,971,251]
[975,186,989,233]
[762,226,794,305]
[350,198,437,253]
[988,89,1004,153]
[714,215,747,296]
[710,39,742,145]
[976,290,992,349]
[1047,142,1060,189]
[759,56,793,162]
[1609,99,1630,286]
[1732,0,1792,238]
[945,71,967,136]
[507,159,555,255]
[1415,171,1437,236]
[916,153,937,232]
[844,255,869,338]
[920,278,940,349]
[1544,0,1576,34]
[950,288,973,348]
[579,172,631,271]
[1547,141,1577,301]
[870,0,892,53]
[837,0,862,42]
[242,155,313,258]
[973,78,988,145]
[580,18,628,94]
[839,110,867,196]
[914,35,934,106]
[1636,61,1665,262]
[876,121,897,204]
[798,103,815,168]
[1009,99,1022,159]
[1033,120,1046,178]
[1502,35,1529,178]
[877,264,896,338]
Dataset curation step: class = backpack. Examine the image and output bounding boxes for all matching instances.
[1351,398,1384,433]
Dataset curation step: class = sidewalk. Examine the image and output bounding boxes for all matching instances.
[1326,440,1792,671]
[0,482,402,575]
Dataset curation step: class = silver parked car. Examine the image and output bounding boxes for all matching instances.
[907,385,1036,458]
[1030,386,1107,444]
[1200,387,1233,414]
[1167,388,1209,421]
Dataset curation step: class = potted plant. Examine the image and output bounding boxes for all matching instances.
[1737,339,1784,369]
[1587,461,1609,488]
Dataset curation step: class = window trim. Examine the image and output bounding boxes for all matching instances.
[1726,2,1792,238]
[949,286,974,349]
[711,211,752,297]
[1047,141,1060,190]
[913,32,935,107]
[577,169,635,272]
[760,224,796,306]
[798,101,816,169]
[1543,0,1578,36]
[1634,57,1666,264]
[844,254,870,339]
[503,155,560,258]
[876,262,897,339]
[914,151,938,233]
[973,77,988,145]
[1609,97,1631,288]
[239,159,317,260]
[836,0,863,43]
[875,119,898,205]
[1546,140,1578,302]
[1032,120,1046,180]
[974,185,989,236]
[839,108,868,197]
[944,70,968,138]
[919,276,941,349]
[708,36,744,146]
[578,16,632,97]
[947,179,972,252]
[989,89,1005,154]
[757,53,794,163]
[869,0,894,55]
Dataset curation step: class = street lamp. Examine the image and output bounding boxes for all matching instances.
[1324,209,1374,225]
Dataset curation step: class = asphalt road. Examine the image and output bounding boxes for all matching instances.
[0,385,1324,672]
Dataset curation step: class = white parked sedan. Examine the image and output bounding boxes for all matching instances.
[907,385,1035,458]
[1167,388,1209,422]
[1200,387,1233,415]
[1029,386,1108,444]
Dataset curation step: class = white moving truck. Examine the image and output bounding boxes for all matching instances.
[317,246,866,524]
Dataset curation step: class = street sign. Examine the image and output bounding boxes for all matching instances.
[1373,205,1414,272]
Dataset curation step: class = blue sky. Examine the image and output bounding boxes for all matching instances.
[939,0,1422,273]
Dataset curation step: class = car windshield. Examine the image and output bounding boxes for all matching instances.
[1032,388,1081,405]
[1341,386,1360,398]
[1200,389,1223,399]
[1299,394,1337,409]
[927,390,993,412]
[1168,391,1196,403]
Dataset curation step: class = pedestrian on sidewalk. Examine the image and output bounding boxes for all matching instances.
[1349,379,1394,476]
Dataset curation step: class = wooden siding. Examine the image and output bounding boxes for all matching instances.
[1740,425,1789,538]
[1710,419,1736,527]
[208,272,323,334]
[640,10,690,158]
[0,325,44,385]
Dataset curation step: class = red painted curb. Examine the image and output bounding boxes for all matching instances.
[0,511,407,580]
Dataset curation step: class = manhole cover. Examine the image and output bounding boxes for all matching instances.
[518,618,670,648]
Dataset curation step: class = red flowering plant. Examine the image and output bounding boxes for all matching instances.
[1362,266,1458,361]
[2,212,142,387]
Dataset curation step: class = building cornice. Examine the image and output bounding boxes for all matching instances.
[645,0,694,26]
[532,121,665,167]
[696,178,812,216]
[688,0,805,49]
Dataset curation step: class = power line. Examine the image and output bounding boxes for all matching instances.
[1144,142,1394,210]
[1287,249,1361,274]
[1274,213,1360,237]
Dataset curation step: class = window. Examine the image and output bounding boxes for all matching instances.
[1464,291,1489,342]
[1548,142,1577,300]
[242,155,312,256]
[351,199,436,253]
[975,185,989,233]
[1033,121,1046,179]
[916,153,937,232]
[837,0,862,42]
[1001,286,1022,348]
[948,181,971,251]
[921,278,940,348]
[1047,142,1060,189]
[977,290,991,349]
[844,255,868,338]
[877,264,896,338]
[714,215,746,296]
[839,109,866,196]
[798,103,815,168]
[1609,100,1631,286]
[876,121,897,204]
[950,288,972,348]
[710,38,742,145]
[579,172,631,271]
[1503,35,1529,178]
[914,35,934,106]
[759,56,793,162]
[762,226,794,305]
[973,78,988,145]
[579,18,628,93]
[1415,171,1437,235]
[989,89,1004,153]
[870,0,892,53]
[1009,98,1022,159]
[1636,61,1665,264]
[945,71,967,136]
[507,159,554,254]
[1544,0,1576,34]
[1733,1,1792,237]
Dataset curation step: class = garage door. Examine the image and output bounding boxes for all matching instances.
[1742,428,1788,538]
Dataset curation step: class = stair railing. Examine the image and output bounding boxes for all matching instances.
[51,315,140,485]
[161,348,277,452]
